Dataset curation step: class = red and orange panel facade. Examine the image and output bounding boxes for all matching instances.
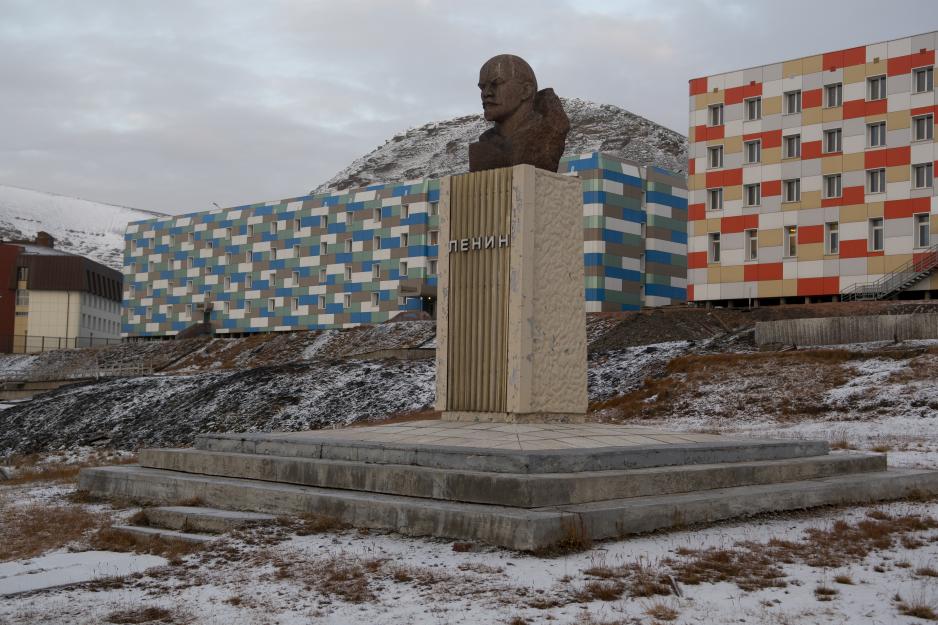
[688,31,938,305]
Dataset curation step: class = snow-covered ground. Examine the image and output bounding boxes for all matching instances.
[0,184,163,270]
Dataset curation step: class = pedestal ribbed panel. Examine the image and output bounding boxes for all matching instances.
[446,168,512,412]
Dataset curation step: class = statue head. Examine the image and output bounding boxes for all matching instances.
[478,55,537,129]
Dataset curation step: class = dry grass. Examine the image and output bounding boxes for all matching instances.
[576,579,626,602]
[1,451,137,485]
[667,512,938,591]
[0,499,107,561]
[814,585,839,601]
[533,518,592,556]
[899,601,938,620]
[917,567,938,578]
[581,557,673,598]
[89,527,202,565]
[105,606,175,623]
[644,601,679,621]
[833,574,854,585]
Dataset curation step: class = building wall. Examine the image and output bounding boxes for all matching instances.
[123,153,687,337]
[688,31,938,303]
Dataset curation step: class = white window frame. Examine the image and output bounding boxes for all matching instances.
[430,202,439,216]
[868,168,886,194]
[344,239,353,253]
[318,295,326,309]
[867,121,886,148]
[913,66,934,94]
[343,293,351,308]
[293,218,301,231]
[824,83,842,108]
[244,300,251,313]
[373,235,381,249]
[825,222,840,255]
[707,187,723,211]
[745,229,758,261]
[245,275,253,289]
[401,204,410,219]
[373,208,382,222]
[823,128,842,154]
[823,174,842,199]
[268,298,276,311]
[319,268,327,283]
[784,90,802,115]
[867,75,887,101]
[371,292,380,307]
[744,139,761,164]
[372,264,381,279]
[707,145,724,169]
[915,213,931,248]
[291,297,299,312]
[401,232,409,247]
[429,259,438,275]
[784,226,798,258]
[744,183,761,207]
[399,261,409,277]
[869,218,885,252]
[913,163,934,189]
[291,270,300,284]
[224,276,231,290]
[429,230,439,245]
[783,134,801,159]
[745,97,761,121]
[708,232,721,263]
[913,114,934,142]
[344,266,352,280]
[708,103,724,127]
[783,179,801,203]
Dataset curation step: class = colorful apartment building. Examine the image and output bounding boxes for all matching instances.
[122,152,687,337]
[688,31,938,305]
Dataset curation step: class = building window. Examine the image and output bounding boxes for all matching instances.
[291,270,300,284]
[783,134,801,159]
[745,229,758,261]
[823,128,842,153]
[744,183,761,207]
[915,214,931,248]
[247,224,255,237]
[373,208,381,222]
[707,188,723,211]
[344,239,353,253]
[371,292,380,307]
[783,179,801,203]
[429,259,438,275]
[913,163,934,189]
[224,276,231,290]
[224,252,232,265]
[186,280,194,294]
[868,75,887,101]
[146,284,153,297]
[245,275,253,289]
[291,297,299,312]
[824,83,842,108]
[867,121,886,148]
[372,264,381,279]
[145,306,152,320]
[708,232,721,263]
[344,266,352,280]
[401,204,410,219]
[187,233,194,243]
[744,140,761,164]
[343,294,351,308]
[322,215,329,228]
[271,221,278,234]
[745,97,761,121]
[319,268,327,283]
[707,145,723,169]
[708,103,723,127]
[868,168,886,193]
[784,90,802,114]
[373,235,381,249]
[186,257,193,269]
[914,66,934,93]
[318,295,326,309]
[913,114,935,141]
[869,218,884,252]
[430,202,439,216]
[429,230,439,246]
[784,226,798,258]
[320,242,328,255]
[225,227,232,239]
[294,218,302,231]
[221,301,229,315]
[128,285,136,299]
[399,261,409,277]
[346,211,353,224]
[825,222,840,255]
[401,232,409,248]
[244,300,251,313]
[293,245,300,256]
[268,298,276,311]
[823,174,842,199]
[15,289,28,306]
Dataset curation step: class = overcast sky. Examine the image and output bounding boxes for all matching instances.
[0,0,932,214]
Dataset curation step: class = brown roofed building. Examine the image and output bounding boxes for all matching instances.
[0,232,122,353]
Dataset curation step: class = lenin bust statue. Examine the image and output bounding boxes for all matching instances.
[468,54,570,173]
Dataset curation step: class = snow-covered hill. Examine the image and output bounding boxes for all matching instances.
[314,97,688,193]
[0,185,164,271]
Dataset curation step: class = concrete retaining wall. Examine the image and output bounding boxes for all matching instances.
[755,313,938,346]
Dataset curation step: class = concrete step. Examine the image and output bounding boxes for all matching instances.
[143,506,276,533]
[110,524,217,544]
[193,431,829,474]
[79,464,938,551]
[140,447,886,508]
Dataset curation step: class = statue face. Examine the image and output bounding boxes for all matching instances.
[478,58,534,124]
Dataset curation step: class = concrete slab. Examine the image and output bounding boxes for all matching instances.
[139,448,886,508]
[79,464,938,552]
[110,525,216,544]
[144,506,276,533]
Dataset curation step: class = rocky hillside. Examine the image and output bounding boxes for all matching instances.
[314,98,687,193]
[0,185,164,271]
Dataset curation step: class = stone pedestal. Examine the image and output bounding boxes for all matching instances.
[435,164,587,423]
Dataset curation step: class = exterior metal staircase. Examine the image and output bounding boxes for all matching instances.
[841,242,938,301]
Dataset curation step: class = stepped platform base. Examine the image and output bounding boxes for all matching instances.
[78,421,938,551]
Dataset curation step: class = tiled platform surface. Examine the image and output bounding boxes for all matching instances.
[193,420,830,474]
